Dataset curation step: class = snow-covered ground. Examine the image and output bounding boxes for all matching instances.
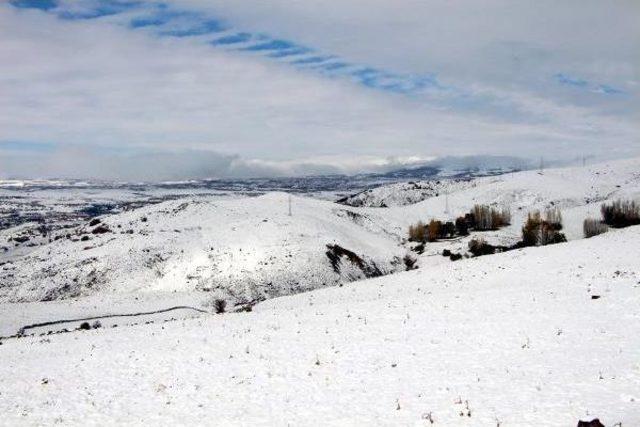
[1,225,638,425]
[1,158,639,425]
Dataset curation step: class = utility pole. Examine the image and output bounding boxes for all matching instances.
[288,193,292,216]
[539,156,544,175]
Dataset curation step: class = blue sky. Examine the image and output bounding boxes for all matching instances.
[0,0,638,179]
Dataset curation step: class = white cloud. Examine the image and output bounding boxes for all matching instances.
[0,1,638,179]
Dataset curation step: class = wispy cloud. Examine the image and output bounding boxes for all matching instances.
[555,73,589,88]
[9,0,442,96]
[555,73,623,95]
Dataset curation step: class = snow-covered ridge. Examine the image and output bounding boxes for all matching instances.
[337,178,478,207]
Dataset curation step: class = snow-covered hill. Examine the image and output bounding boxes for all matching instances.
[337,178,477,207]
[0,193,407,305]
[1,224,638,425]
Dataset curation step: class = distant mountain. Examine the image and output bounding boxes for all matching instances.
[367,155,532,180]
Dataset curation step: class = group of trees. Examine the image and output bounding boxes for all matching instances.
[408,204,511,243]
[411,198,640,259]
[600,199,640,228]
[521,207,566,247]
[465,207,566,258]
[470,205,511,231]
[583,199,639,238]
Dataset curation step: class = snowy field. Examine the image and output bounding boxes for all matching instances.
[0,159,639,425]
[1,225,638,425]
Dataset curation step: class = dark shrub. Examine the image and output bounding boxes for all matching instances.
[464,212,476,230]
[449,252,463,261]
[540,222,567,245]
[455,216,469,236]
[583,218,608,238]
[577,419,604,427]
[442,221,456,238]
[600,199,640,228]
[403,254,417,270]
[442,249,452,257]
[236,304,253,313]
[521,211,542,246]
[79,322,91,330]
[91,225,111,234]
[214,299,227,314]
[468,237,496,256]
[413,242,425,254]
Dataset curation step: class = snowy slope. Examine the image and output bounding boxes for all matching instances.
[338,158,640,253]
[1,226,638,426]
[0,193,407,304]
[374,158,640,246]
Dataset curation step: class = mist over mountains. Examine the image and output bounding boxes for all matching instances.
[1,154,533,186]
